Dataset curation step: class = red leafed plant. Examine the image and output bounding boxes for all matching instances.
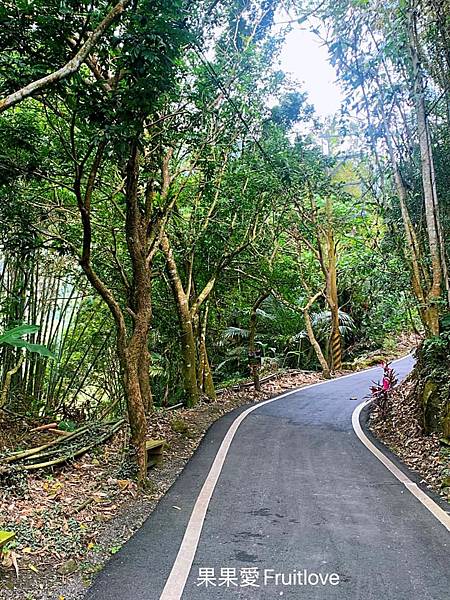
[369,362,398,418]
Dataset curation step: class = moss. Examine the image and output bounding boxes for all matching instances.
[414,333,450,435]
[170,420,198,440]
[170,418,190,435]
[441,475,450,488]
[351,353,388,369]
[443,405,450,439]
[422,380,437,406]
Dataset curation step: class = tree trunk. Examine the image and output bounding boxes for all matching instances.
[324,199,342,371]
[303,306,331,379]
[248,292,270,391]
[197,305,216,400]
[120,346,147,484]
[180,317,200,407]
[200,348,216,400]
[409,7,443,334]
[160,234,200,407]
[123,140,153,481]
[378,96,438,333]
[76,139,152,485]
[138,346,153,413]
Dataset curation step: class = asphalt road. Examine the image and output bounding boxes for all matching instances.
[86,356,450,600]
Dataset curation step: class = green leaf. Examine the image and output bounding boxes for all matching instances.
[58,420,77,432]
[0,324,39,344]
[8,340,57,359]
[0,324,56,359]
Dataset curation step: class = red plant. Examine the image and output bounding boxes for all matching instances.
[369,361,398,417]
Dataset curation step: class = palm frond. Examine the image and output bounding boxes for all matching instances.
[289,330,308,343]
[255,308,276,320]
[222,326,249,341]
[311,309,355,329]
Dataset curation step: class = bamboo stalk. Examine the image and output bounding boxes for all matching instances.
[2,420,124,464]
[46,286,85,409]
[22,421,124,470]
[16,419,118,461]
[56,316,109,412]
[1,423,91,462]
[51,298,102,406]
[0,354,25,408]
[64,331,109,412]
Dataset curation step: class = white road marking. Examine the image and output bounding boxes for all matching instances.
[160,356,415,600]
[352,399,450,532]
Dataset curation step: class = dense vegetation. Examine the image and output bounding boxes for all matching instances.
[0,0,449,483]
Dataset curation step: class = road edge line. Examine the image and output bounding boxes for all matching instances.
[352,400,450,532]
[160,355,412,599]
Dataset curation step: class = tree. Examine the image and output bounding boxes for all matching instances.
[321,0,450,336]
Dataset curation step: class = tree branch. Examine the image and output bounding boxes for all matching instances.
[0,0,131,113]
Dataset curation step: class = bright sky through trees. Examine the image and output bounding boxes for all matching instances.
[279,24,343,117]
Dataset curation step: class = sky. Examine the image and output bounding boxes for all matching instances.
[278,24,343,118]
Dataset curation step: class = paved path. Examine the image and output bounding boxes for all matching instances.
[87,356,450,600]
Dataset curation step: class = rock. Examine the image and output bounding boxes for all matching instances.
[57,559,78,575]
[421,379,450,436]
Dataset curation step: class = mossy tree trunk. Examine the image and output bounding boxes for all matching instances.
[160,234,200,407]
[75,139,175,485]
[324,196,342,371]
[302,290,331,379]
[197,304,216,401]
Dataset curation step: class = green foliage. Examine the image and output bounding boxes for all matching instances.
[0,0,426,422]
[420,333,450,375]
[0,324,55,359]
[58,419,77,432]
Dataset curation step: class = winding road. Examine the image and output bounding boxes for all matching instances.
[86,356,450,600]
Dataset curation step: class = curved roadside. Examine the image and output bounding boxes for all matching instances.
[353,401,450,530]
[87,354,450,600]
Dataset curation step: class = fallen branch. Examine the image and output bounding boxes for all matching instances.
[30,422,58,432]
[47,429,72,436]
[69,495,95,516]
[165,402,183,411]
[23,420,124,470]
[2,424,91,463]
